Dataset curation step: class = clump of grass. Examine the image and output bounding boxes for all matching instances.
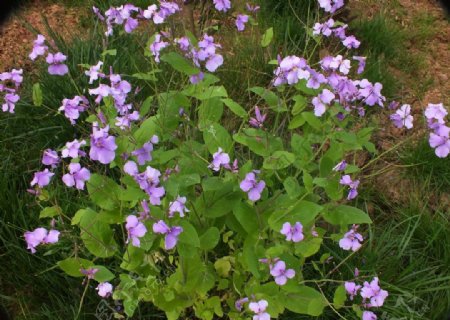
[400,138,450,191]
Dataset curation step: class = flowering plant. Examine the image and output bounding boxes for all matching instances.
[11,0,449,319]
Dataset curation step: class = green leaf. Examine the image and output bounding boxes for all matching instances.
[214,257,232,277]
[32,83,43,107]
[233,202,259,235]
[268,200,323,231]
[39,205,61,218]
[87,174,122,210]
[92,265,115,282]
[283,177,302,199]
[140,95,154,116]
[178,221,200,247]
[294,237,323,257]
[222,98,248,118]
[134,115,159,144]
[250,87,286,112]
[200,227,220,250]
[261,27,274,47]
[203,123,232,154]
[263,151,295,170]
[288,114,306,129]
[292,95,307,115]
[131,72,158,81]
[323,205,372,225]
[319,156,334,177]
[284,286,327,316]
[193,86,228,100]
[101,49,117,57]
[333,285,346,309]
[58,258,93,277]
[75,208,118,257]
[198,97,224,129]
[160,52,199,75]
[302,112,321,130]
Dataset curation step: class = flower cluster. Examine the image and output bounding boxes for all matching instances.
[313,18,361,49]
[24,227,60,253]
[29,35,68,76]
[339,225,364,252]
[0,68,23,113]
[345,277,389,319]
[425,103,450,158]
[317,0,344,13]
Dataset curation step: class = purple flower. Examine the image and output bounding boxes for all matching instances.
[327,55,351,75]
[46,52,69,76]
[425,103,447,124]
[29,34,48,60]
[115,110,140,129]
[85,61,104,84]
[152,220,183,250]
[42,149,59,167]
[390,104,413,129]
[189,72,204,84]
[343,35,360,49]
[235,297,249,311]
[280,222,304,242]
[80,267,99,279]
[306,70,327,89]
[168,196,189,218]
[333,160,347,172]
[249,106,266,128]
[209,147,230,171]
[318,0,344,13]
[59,96,89,125]
[89,123,117,164]
[246,3,260,13]
[205,54,224,72]
[96,282,113,298]
[2,93,20,113]
[312,89,335,116]
[236,14,249,32]
[360,277,389,307]
[213,0,231,12]
[313,18,335,37]
[357,79,385,107]
[62,163,91,190]
[30,169,54,188]
[0,68,23,87]
[339,175,360,200]
[273,55,310,86]
[175,36,190,51]
[429,127,450,158]
[240,172,266,201]
[249,300,270,320]
[270,260,295,285]
[353,56,366,74]
[126,215,148,247]
[24,227,60,253]
[362,311,377,320]
[344,281,362,300]
[339,225,363,252]
[61,139,86,159]
[124,160,139,176]
[150,34,169,63]
[132,138,157,165]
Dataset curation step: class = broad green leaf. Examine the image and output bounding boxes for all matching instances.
[39,205,61,218]
[178,220,200,247]
[261,27,274,47]
[93,265,115,282]
[57,257,93,277]
[263,151,295,170]
[140,95,154,116]
[233,202,259,235]
[32,83,43,107]
[288,114,306,129]
[131,71,159,81]
[333,285,346,309]
[101,49,117,57]
[294,237,323,257]
[214,257,232,277]
[302,112,321,130]
[198,97,224,129]
[160,52,199,75]
[203,123,232,154]
[250,87,286,112]
[319,156,334,177]
[284,286,327,316]
[192,86,228,100]
[268,200,323,231]
[283,177,302,199]
[200,227,220,250]
[222,98,248,118]
[87,174,122,210]
[323,205,372,225]
[292,95,307,115]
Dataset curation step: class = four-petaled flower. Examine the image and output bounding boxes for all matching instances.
[31,168,54,188]
[62,163,91,190]
[390,104,413,129]
[280,222,304,242]
[125,215,148,247]
[210,147,230,171]
[249,299,270,320]
[168,196,189,218]
[240,171,266,201]
[96,282,113,298]
[339,174,360,200]
[270,260,295,285]
[152,220,183,250]
[339,225,363,252]
[24,227,60,253]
